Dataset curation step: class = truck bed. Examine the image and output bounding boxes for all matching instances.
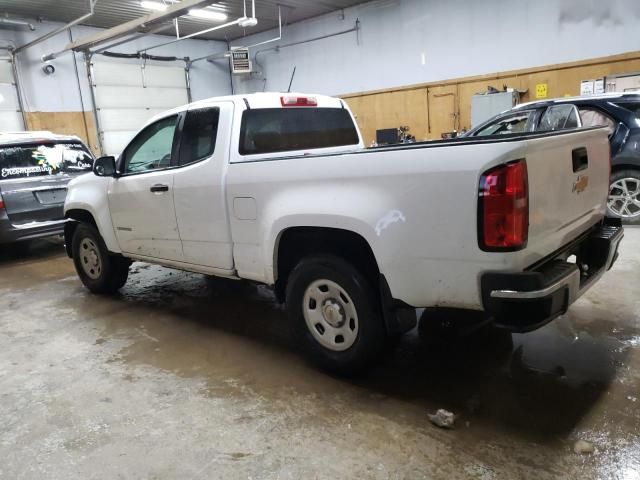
[226,126,611,309]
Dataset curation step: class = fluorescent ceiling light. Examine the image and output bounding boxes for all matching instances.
[140,1,168,11]
[188,9,228,21]
[140,2,227,21]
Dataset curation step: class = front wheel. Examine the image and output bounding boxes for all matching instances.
[286,255,386,375]
[608,169,640,224]
[72,223,130,294]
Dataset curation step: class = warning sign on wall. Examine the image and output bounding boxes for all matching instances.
[535,83,548,99]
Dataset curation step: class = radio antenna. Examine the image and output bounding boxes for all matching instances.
[287,66,296,93]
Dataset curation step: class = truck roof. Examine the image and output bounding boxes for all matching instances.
[146,92,345,127]
[0,130,84,147]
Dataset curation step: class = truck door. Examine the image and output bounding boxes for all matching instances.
[172,102,234,270]
[107,115,183,261]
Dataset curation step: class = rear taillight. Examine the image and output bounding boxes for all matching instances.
[0,197,4,211]
[280,96,317,107]
[478,159,529,251]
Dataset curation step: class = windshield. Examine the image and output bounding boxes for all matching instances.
[0,142,94,180]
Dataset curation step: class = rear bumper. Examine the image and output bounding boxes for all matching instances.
[0,216,67,244]
[481,220,624,332]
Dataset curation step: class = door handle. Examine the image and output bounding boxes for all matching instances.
[150,184,169,193]
[572,147,589,172]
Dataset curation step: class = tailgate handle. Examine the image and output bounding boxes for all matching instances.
[572,147,589,172]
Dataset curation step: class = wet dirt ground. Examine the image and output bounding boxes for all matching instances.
[1,229,639,480]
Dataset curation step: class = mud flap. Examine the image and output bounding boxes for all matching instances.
[379,275,417,335]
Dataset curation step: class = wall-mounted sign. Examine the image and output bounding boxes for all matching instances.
[580,78,604,96]
[535,83,548,99]
[594,78,605,94]
[230,48,252,74]
[580,80,595,96]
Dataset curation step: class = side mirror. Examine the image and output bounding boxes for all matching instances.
[93,156,117,177]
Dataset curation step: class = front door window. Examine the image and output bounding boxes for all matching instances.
[122,116,178,174]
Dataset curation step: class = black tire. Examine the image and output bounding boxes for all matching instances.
[286,254,386,375]
[72,223,130,294]
[608,169,640,225]
[8,240,31,257]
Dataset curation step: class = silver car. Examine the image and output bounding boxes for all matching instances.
[0,131,94,244]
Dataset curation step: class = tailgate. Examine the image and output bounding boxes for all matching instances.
[0,176,69,225]
[522,127,610,266]
[0,141,93,226]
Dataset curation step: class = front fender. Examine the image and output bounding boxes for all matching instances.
[64,174,121,253]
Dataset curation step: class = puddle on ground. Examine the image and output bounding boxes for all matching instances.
[1,236,639,477]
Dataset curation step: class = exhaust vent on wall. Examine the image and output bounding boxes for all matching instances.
[230,48,252,74]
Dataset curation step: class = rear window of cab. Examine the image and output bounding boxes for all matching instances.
[239,107,360,156]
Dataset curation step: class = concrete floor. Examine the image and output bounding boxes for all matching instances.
[1,229,639,480]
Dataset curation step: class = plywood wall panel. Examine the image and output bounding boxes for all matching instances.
[343,51,640,142]
[427,85,457,140]
[25,111,99,155]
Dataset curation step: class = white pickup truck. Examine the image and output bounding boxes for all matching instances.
[64,92,623,373]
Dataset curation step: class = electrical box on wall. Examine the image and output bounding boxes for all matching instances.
[471,91,520,127]
[230,48,252,74]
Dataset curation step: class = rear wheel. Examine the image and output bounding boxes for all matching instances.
[286,255,386,375]
[608,169,640,224]
[72,223,130,294]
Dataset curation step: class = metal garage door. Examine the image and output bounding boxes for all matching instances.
[0,59,24,131]
[91,61,189,156]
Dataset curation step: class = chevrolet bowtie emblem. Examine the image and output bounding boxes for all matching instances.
[572,175,589,194]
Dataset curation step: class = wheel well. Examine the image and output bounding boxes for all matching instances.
[66,209,97,225]
[275,227,380,301]
[611,164,640,174]
[64,209,97,258]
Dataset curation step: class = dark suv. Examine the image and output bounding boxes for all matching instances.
[465,93,640,223]
[0,132,94,244]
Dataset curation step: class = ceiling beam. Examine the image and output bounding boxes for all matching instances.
[42,0,218,60]
[15,0,97,54]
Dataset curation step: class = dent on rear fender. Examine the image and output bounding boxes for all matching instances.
[374,210,406,236]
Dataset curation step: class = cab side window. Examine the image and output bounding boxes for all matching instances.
[579,107,616,135]
[177,107,220,166]
[122,115,178,174]
[538,104,580,131]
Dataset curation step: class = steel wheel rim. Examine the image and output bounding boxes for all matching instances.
[608,177,640,218]
[302,279,359,352]
[80,237,103,280]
